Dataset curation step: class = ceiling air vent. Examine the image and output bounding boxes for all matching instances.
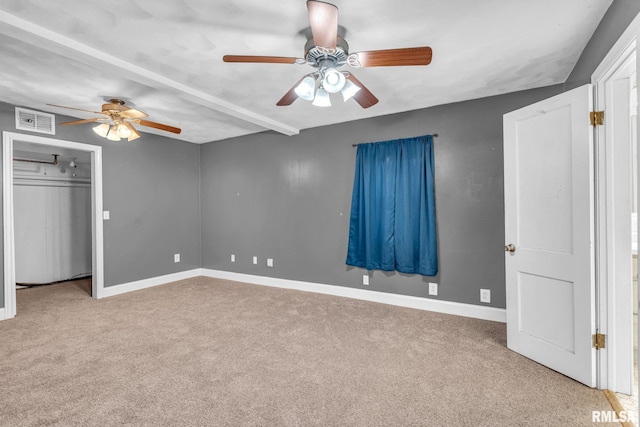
[15,107,55,135]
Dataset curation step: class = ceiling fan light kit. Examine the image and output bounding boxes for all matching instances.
[223,0,432,109]
[92,122,138,142]
[292,68,356,106]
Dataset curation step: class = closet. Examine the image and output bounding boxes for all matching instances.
[13,145,91,286]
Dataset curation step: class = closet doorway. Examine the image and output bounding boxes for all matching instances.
[2,132,104,320]
[13,142,92,295]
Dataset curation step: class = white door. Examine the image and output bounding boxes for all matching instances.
[503,84,596,387]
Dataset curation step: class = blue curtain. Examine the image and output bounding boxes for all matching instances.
[346,135,437,276]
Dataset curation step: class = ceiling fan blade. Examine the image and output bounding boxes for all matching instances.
[307,0,338,50]
[345,74,378,108]
[136,119,181,134]
[46,103,107,116]
[119,108,148,119]
[348,47,432,67]
[58,118,102,126]
[223,55,302,64]
[276,77,306,106]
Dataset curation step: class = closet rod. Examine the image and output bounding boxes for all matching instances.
[13,154,58,165]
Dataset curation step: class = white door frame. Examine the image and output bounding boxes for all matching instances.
[2,131,105,320]
[591,12,640,392]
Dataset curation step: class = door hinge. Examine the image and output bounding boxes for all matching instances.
[592,333,606,350]
[590,111,604,126]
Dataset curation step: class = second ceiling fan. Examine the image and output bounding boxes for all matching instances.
[223,0,432,108]
[48,99,181,142]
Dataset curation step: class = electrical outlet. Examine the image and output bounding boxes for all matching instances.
[480,289,491,303]
[252,256,258,265]
[267,258,274,267]
[363,275,369,285]
[428,282,438,296]
[174,253,180,263]
[231,254,235,262]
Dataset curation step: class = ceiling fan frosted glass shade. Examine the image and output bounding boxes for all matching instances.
[106,125,121,141]
[341,79,361,102]
[116,123,132,138]
[323,68,346,93]
[126,124,141,141]
[92,123,110,137]
[312,88,331,107]
[294,76,316,101]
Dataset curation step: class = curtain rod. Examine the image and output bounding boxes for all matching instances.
[352,134,438,147]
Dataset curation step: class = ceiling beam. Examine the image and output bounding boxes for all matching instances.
[0,10,299,136]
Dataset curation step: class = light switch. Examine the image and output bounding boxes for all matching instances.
[103,210,110,220]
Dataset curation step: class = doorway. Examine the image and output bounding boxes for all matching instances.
[13,142,92,296]
[2,132,105,320]
[502,11,640,395]
[592,15,639,396]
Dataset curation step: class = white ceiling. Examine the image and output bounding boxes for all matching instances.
[0,0,612,144]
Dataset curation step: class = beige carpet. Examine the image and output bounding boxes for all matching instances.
[0,277,617,426]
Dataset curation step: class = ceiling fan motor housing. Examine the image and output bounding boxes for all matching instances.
[102,99,128,113]
[304,37,349,68]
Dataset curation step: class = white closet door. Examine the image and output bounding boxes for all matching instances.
[15,184,91,284]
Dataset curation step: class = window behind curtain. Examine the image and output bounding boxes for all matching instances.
[346,135,437,276]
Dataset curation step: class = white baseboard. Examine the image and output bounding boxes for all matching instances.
[99,268,204,298]
[3,268,505,323]
[201,269,506,323]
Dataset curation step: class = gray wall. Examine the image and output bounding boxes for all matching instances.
[200,1,639,309]
[200,85,563,308]
[0,100,201,308]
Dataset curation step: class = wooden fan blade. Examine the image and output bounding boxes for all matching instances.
[345,74,378,108]
[59,118,102,126]
[223,55,301,64]
[119,108,148,119]
[307,0,338,50]
[136,119,181,134]
[276,76,306,106]
[46,103,107,116]
[348,47,432,67]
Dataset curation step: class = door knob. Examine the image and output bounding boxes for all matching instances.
[504,244,516,253]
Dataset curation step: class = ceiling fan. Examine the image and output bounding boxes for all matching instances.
[223,0,432,108]
[47,99,182,142]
